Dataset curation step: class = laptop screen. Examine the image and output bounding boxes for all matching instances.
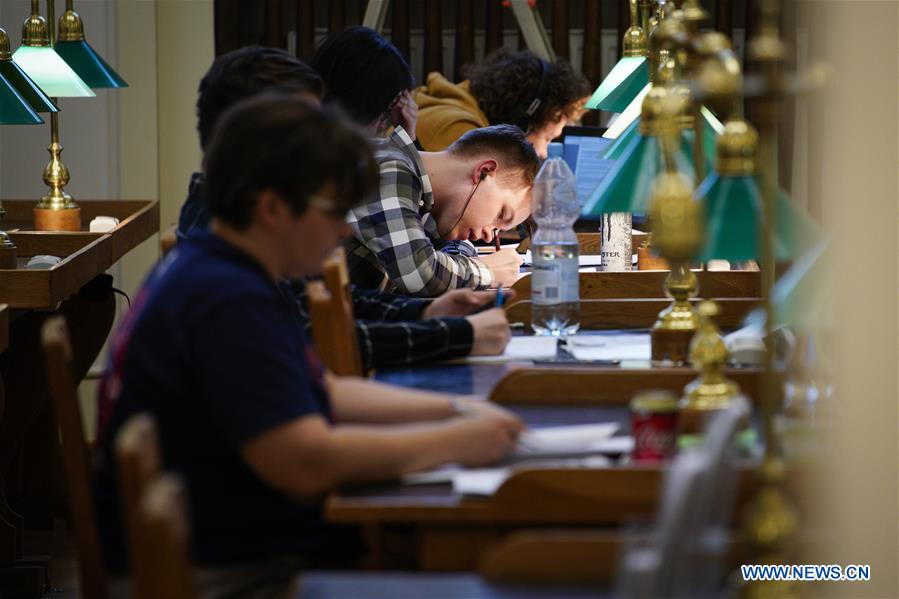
[560,127,616,208]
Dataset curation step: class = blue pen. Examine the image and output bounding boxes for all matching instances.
[495,284,505,308]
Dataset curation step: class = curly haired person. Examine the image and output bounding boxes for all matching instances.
[415,49,590,158]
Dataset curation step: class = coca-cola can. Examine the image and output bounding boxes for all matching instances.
[630,390,678,462]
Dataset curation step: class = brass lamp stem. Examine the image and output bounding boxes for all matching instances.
[48,0,56,45]
[37,102,76,210]
[638,0,651,33]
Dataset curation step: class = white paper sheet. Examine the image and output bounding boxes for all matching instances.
[460,336,558,363]
[565,333,652,361]
[452,468,512,496]
[521,252,606,267]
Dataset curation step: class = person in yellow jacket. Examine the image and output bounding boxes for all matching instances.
[415,49,590,159]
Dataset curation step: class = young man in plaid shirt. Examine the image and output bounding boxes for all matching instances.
[175,47,513,370]
[345,125,540,296]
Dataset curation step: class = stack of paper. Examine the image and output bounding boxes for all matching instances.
[515,423,619,457]
[403,423,634,496]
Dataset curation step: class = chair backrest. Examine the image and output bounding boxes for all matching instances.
[307,248,364,376]
[41,316,110,599]
[114,413,162,599]
[135,475,197,599]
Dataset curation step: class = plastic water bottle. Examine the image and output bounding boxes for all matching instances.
[531,142,580,336]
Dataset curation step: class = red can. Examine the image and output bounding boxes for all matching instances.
[630,390,679,462]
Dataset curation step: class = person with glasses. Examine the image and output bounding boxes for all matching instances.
[345,123,539,296]
[93,96,524,597]
[166,47,514,380]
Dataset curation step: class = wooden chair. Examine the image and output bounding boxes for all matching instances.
[40,316,110,599]
[134,475,197,599]
[307,248,364,377]
[114,413,162,599]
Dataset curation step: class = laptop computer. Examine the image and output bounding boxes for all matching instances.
[559,126,616,208]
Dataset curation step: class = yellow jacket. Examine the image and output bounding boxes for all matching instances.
[414,72,489,151]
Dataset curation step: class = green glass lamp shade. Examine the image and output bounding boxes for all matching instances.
[581,131,693,218]
[604,90,725,141]
[603,117,718,162]
[12,45,94,98]
[696,173,820,262]
[585,57,649,113]
[54,40,127,89]
[0,73,43,124]
[771,239,831,331]
[603,120,640,160]
[582,131,712,217]
[0,59,58,112]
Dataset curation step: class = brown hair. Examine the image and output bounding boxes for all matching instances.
[448,124,540,187]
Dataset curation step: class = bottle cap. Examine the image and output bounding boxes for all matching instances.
[547,142,563,159]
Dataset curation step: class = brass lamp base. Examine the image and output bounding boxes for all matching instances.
[34,205,81,232]
[650,262,700,364]
[678,383,743,435]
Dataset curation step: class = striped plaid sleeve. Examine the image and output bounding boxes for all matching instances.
[355,318,473,369]
[347,159,494,296]
[349,286,429,321]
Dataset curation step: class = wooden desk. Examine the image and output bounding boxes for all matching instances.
[328,360,761,571]
[326,403,758,571]
[505,298,758,329]
[376,335,767,406]
[0,200,158,598]
[511,270,761,302]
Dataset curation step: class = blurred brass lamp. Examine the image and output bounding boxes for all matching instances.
[54,0,127,89]
[647,166,704,364]
[679,300,741,436]
[603,5,724,142]
[585,0,649,113]
[12,0,94,231]
[582,79,712,217]
[696,118,819,263]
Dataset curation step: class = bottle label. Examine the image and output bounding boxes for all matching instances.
[600,213,633,272]
[532,257,578,305]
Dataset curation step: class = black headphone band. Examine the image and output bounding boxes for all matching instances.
[511,57,551,133]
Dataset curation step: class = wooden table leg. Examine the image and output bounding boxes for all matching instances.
[0,281,115,597]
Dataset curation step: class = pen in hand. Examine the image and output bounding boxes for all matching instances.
[495,284,505,309]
